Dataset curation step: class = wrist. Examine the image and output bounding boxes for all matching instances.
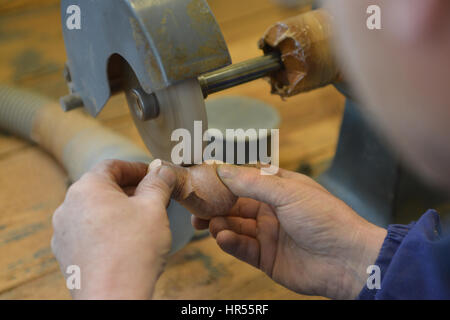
[74,276,157,300]
[71,255,166,300]
[341,221,387,299]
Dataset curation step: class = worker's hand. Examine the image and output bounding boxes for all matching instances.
[193,165,387,300]
[51,159,175,300]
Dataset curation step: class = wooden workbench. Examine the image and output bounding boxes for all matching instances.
[0,0,345,299]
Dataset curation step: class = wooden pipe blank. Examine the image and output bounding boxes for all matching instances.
[259,9,341,97]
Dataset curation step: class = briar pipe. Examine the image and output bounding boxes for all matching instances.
[198,9,341,99]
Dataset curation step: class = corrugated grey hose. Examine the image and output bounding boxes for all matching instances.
[0,85,44,141]
[0,85,193,253]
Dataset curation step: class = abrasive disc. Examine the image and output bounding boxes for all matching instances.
[126,79,207,163]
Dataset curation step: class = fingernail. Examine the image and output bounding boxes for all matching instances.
[204,159,224,165]
[149,159,162,172]
[217,164,237,179]
[148,159,176,188]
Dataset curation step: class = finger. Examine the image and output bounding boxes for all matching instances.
[277,168,327,191]
[191,216,210,230]
[238,165,325,191]
[210,216,257,238]
[216,230,260,269]
[228,198,261,219]
[134,159,176,206]
[217,165,294,207]
[91,160,148,188]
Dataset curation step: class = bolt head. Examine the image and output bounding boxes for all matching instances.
[130,88,160,121]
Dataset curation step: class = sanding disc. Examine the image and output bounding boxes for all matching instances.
[126,79,207,163]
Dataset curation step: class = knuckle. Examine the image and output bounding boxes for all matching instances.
[265,177,294,206]
[70,175,89,190]
[209,217,224,237]
[241,169,259,185]
[78,171,98,184]
[94,159,123,175]
[144,178,170,196]
[97,159,116,170]
[279,181,302,204]
[209,220,218,237]
[67,174,97,199]
[65,184,84,203]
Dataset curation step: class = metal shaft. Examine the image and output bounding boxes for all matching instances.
[60,53,282,114]
[198,53,282,98]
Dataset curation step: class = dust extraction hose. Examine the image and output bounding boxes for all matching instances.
[0,85,193,253]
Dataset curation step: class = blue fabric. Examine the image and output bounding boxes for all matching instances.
[358,210,450,300]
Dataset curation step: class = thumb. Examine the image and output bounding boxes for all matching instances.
[134,159,177,205]
[217,165,293,207]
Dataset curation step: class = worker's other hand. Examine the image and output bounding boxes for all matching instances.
[193,165,387,300]
[51,159,175,300]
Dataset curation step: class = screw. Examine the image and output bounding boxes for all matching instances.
[130,88,160,121]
